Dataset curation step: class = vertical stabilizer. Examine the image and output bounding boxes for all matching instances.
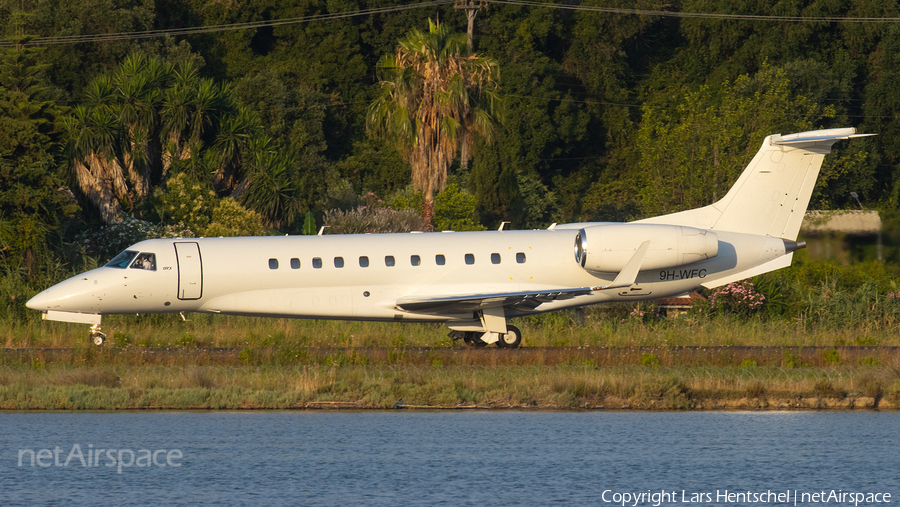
[637,128,873,240]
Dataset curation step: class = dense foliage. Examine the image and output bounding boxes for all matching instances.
[1,0,899,325]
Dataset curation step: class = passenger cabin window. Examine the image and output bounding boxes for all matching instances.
[465,253,475,265]
[385,256,395,267]
[130,253,156,271]
[411,255,421,266]
[268,258,279,269]
[290,258,300,269]
[334,257,344,268]
[106,250,138,269]
[516,252,526,263]
[359,256,369,267]
[435,254,445,265]
[491,253,501,264]
[313,257,323,269]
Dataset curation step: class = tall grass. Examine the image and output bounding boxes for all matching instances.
[1,364,898,410]
[7,302,900,349]
[6,256,900,349]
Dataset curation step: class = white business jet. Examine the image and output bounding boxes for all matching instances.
[28,128,870,347]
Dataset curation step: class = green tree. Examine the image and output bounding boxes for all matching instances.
[433,183,485,231]
[470,4,590,227]
[204,198,268,237]
[239,146,301,228]
[863,24,900,204]
[637,66,835,215]
[0,0,157,96]
[65,54,267,223]
[367,19,502,231]
[0,18,77,273]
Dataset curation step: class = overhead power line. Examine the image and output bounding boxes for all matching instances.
[0,0,455,47]
[490,0,900,23]
[2,0,898,47]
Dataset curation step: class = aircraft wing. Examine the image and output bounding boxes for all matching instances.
[394,241,649,315]
[394,287,597,314]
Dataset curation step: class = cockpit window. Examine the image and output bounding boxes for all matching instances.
[130,253,156,271]
[106,250,138,269]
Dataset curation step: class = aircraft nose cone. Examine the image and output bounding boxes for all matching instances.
[26,274,94,312]
[27,289,57,311]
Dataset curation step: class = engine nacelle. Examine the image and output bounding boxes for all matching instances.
[574,224,718,272]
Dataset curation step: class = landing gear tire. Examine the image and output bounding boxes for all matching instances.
[497,325,522,348]
[89,323,106,346]
[463,332,487,347]
[91,332,106,346]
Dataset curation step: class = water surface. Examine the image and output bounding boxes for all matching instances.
[2,411,897,506]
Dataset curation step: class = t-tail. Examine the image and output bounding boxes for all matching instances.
[637,128,874,240]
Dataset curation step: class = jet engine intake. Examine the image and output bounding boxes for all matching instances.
[574,224,718,272]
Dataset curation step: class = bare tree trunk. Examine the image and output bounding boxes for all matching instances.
[422,186,435,232]
[76,155,123,223]
[466,9,476,51]
[460,128,471,169]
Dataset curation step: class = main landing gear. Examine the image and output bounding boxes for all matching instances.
[89,323,106,346]
[497,326,522,348]
[453,325,522,348]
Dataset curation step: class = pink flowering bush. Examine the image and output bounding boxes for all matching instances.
[708,280,766,317]
[622,302,657,323]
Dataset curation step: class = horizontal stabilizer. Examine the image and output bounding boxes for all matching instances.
[772,129,875,147]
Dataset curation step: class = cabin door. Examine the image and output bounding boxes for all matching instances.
[175,242,203,300]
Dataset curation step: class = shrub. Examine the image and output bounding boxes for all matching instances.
[203,198,269,237]
[433,184,486,231]
[640,353,660,367]
[78,214,195,260]
[389,184,486,231]
[822,348,841,365]
[858,356,879,366]
[324,192,424,234]
[154,172,217,233]
[782,349,804,368]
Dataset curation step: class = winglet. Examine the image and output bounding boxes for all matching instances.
[596,241,650,290]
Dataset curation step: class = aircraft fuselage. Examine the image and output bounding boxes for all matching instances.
[29,228,786,324]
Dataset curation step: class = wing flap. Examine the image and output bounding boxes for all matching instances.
[394,287,596,315]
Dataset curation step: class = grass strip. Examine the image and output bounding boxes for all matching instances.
[1,364,898,411]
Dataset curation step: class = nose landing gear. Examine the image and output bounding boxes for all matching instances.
[89,324,106,346]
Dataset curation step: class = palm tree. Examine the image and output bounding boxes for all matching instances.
[114,53,171,199]
[66,53,270,224]
[211,106,257,193]
[239,146,300,228]
[160,61,202,174]
[367,19,502,231]
[64,103,127,223]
